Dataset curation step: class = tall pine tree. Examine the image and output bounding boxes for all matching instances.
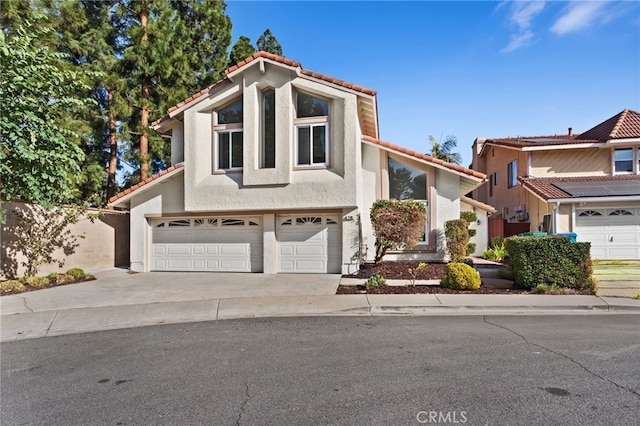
[113,0,231,182]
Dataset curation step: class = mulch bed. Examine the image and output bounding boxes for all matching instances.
[0,277,95,296]
[337,261,590,295]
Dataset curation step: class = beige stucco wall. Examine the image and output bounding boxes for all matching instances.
[179,62,360,213]
[129,173,185,272]
[1,201,129,279]
[460,201,491,256]
[530,148,610,176]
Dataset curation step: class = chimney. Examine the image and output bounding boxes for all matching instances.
[568,127,573,137]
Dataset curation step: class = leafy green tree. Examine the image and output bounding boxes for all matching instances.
[113,0,232,181]
[428,135,462,165]
[0,21,99,210]
[229,35,256,64]
[256,28,283,56]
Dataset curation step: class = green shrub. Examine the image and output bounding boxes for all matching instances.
[532,284,573,295]
[505,236,594,291]
[441,263,481,290]
[490,236,505,249]
[460,257,474,267]
[366,274,386,290]
[445,219,469,262]
[21,276,49,288]
[47,272,60,283]
[65,268,86,279]
[483,238,507,262]
[1,280,26,293]
[460,211,478,225]
[466,243,477,256]
[57,274,75,284]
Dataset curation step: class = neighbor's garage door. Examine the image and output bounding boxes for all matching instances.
[277,215,341,273]
[575,208,640,260]
[152,217,263,272]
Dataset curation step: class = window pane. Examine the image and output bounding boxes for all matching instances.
[312,125,326,164]
[615,148,633,172]
[218,99,243,124]
[297,92,328,118]
[231,132,243,168]
[388,158,427,200]
[263,89,275,168]
[218,133,230,169]
[297,127,310,165]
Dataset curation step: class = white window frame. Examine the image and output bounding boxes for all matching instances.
[508,160,517,188]
[613,147,639,175]
[294,91,330,168]
[214,127,243,171]
[295,121,329,167]
[213,98,243,172]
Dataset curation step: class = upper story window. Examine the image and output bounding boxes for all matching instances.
[613,147,640,175]
[295,92,329,167]
[489,172,497,197]
[214,99,243,171]
[508,160,517,188]
[262,89,275,169]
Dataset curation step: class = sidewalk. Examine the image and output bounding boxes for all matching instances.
[2,268,639,342]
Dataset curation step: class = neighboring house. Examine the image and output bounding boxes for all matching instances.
[471,109,640,260]
[109,52,487,274]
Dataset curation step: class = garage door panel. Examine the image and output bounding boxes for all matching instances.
[151,217,263,272]
[576,208,640,260]
[277,215,341,273]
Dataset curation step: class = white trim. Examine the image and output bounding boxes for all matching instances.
[362,138,484,183]
[607,138,640,144]
[549,195,640,204]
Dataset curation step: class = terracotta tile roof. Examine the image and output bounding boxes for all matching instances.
[485,134,601,149]
[519,175,640,201]
[108,163,184,204]
[362,135,486,180]
[152,51,376,127]
[461,195,496,213]
[576,109,640,141]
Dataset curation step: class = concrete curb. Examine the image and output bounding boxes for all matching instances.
[2,295,638,342]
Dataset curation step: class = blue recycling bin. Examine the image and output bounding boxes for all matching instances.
[554,232,577,243]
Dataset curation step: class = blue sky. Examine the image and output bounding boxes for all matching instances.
[226,0,640,167]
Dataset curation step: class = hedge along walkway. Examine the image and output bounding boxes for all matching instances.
[593,261,640,298]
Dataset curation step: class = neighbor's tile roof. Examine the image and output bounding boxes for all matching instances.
[108,163,184,204]
[362,135,486,180]
[518,175,640,201]
[576,109,640,141]
[152,51,376,127]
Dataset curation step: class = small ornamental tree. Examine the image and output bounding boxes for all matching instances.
[445,211,478,262]
[370,199,426,263]
[6,205,89,277]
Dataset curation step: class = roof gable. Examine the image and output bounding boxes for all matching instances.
[576,109,640,141]
[152,51,378,133]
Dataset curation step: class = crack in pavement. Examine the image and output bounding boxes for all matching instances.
[21,297,34,313]
[44,311,59,336]
[482,316,640,398]
[236,381,250,426]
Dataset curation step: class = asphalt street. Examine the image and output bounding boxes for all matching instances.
[2,315,639,425]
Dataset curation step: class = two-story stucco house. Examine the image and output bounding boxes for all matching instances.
[109,52,489,274]
[471,109,640,260]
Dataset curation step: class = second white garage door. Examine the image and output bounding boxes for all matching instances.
[277,215,341,273]
[575,208,640,260]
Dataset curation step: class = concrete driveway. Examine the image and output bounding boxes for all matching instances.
[0,268,342,315]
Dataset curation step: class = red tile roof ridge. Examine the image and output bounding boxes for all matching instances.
[108,163,184,204]
[362,135,486,180]
[153,52,377,127]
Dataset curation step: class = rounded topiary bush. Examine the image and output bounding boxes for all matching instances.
[441,262,481,290]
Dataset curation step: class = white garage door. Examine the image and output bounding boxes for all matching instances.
[575,208,640,260]
[152,217,263,272]
[277,215,341,273]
